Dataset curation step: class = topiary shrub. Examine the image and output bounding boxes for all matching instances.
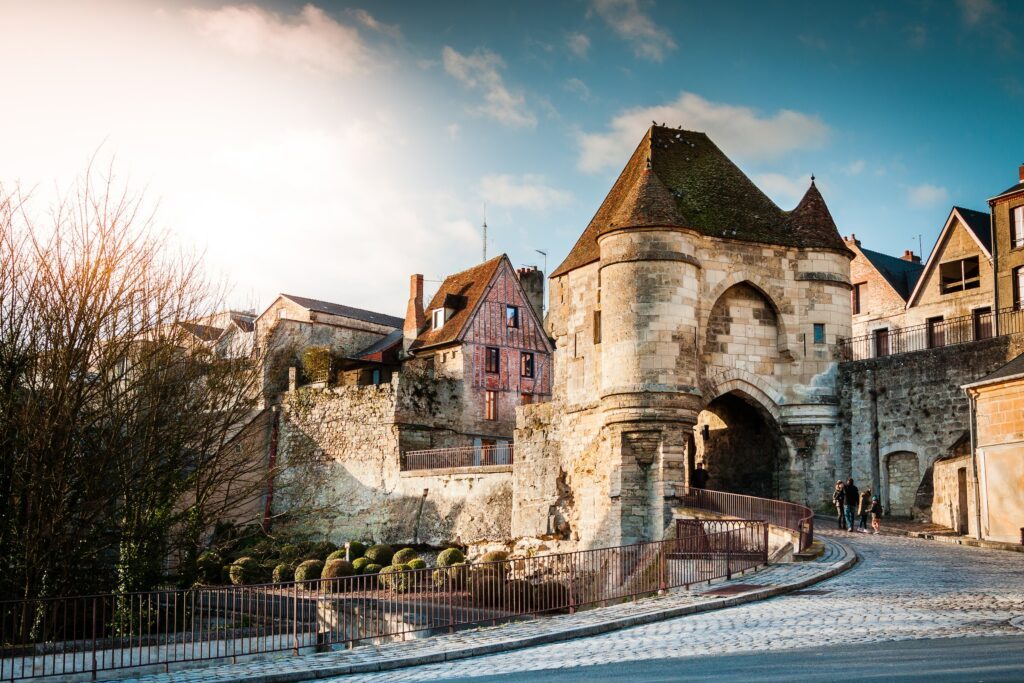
[352,557,371,574]
[447,562,470,590]
[220,564,233,585]
[468,565,506,607]
[321,559,354,592]
[294,559,324,584]
[326,549,347,562]
[505,579,533,611]
[363,563,383,575]
[313,541,338,559]
[272,563,295,583]
[378,565,411,592]
[229,557,261,586]
[196,550,223,585]
[392,548,419,565]
[347,541,367,560]
[436,547,465,567]
[407,558,427,570]
[278,544,301,561]
[535,580,571,614]
[364,544,394,566]
[432,568,449,589]
[477,550,510,564]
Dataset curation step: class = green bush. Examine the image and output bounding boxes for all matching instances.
[506,579,533,610]
[347,541,367,560]
[278,544,301,561]
[378,564,411,592]
[436,547,465,567]
[432,568,449,589]
[535,580,570,614]
[392,548,419,565]
[364,544,394,566]
[478,550,509,564]
[229,557,261,586]
[468,565,506,607]
[322,559,354,579]
[407,558,427,570]
[352,557,372,574]
[196,550,223,584]
[294,559,324,584]
[326,549,347,562]
[363,563,383,575]
[313,541,338,559]
[220,565,233,585]
[447,562,470,589]
[301,346,334,383]
[272,563,295,583]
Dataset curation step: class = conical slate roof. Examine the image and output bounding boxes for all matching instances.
[551,125,848,278]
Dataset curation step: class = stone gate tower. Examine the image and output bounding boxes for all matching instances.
[512,125,853,548]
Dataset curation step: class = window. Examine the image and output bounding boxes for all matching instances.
[973,307,992,341]
[813,323,825,345]
[485,347,500,373]
[926,316,945,349]
[505,305,519,328]
[1013,206,1024,249]
[593,310,602,344]
[1014,266,1024,310]
[485,390,497,420]
[371,368,381,385]
[939,257,980,294]
[432,308,445,330]
[520,352,534,378]
[278,309,288,319]
[873,328,890,357]
[852,283,865,314]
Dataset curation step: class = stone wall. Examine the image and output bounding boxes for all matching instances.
[839,334,1024,519]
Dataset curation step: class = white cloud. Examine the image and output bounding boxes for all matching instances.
[590,0,676,62]
[480,174,572,210]
[844,159,866,176]
[567,31,591,58]
[185,3,374,75]
[907,183,949,208]
[351,8,401,39]
[564,77,592,101]
[577,92,830,173]
[442,46,536,128]
[958,0,997,26]
[446,123,460,140]
[754,173,813,208]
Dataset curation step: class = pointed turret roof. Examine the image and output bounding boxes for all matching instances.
[551,125,849,278]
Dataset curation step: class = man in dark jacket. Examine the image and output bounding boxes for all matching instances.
[692,463,709,489]
[844,478,860,533]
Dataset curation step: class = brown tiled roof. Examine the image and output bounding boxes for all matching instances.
[410,255,505,350]
[551,125,848,278]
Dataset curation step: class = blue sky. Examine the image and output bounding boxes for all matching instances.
[1,0,1022,314]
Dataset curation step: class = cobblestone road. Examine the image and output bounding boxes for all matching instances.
[332,531,1024,682]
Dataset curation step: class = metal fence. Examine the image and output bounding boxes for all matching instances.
[836,306,1024,362]
[678,487,814,552]
[0,521,765,681]
[403,444,514,471]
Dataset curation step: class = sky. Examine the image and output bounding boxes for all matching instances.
[1,0,1022,316]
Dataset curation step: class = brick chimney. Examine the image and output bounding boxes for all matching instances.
[901,249,921,264]
[1019,163,1024,183]
[516,266,544,320]
[404,274,424,351]
[845,233,861,248]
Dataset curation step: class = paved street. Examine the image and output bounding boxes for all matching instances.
[329,531,1024,682]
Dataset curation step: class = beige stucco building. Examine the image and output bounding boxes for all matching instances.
[513,125,853,548]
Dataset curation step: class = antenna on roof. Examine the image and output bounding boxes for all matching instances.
[913,233,923,259]
[482,203,488,262]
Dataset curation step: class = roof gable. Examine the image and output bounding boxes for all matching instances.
[411,255,506,350]
[551,125,847,278]
[906,207,991,307]
[277,294,404,329]
[856,245,924,302]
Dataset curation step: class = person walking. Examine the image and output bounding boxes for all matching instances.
[844,478,860,533]
[858,487,872,532]
[870,496,883,534]
[692,462,709,489]
[832,481,846,530]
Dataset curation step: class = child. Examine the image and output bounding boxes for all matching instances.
[858,488,872,532]
[870,496,883,534]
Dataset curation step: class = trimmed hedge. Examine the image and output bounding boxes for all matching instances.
[322,559,354,579]
[326,549,347,562]
[364,544,394,566]
[407,558,427,570]
[378,564,411,592]
[196,550,223,585]
[352,557,371,574]
[347,541,367,560]
[363,563,383,575]
[229,557,261,586]
[436,547,465,567]
[272,563,295,583]
[294,559,324,583]
[392,548,419,565]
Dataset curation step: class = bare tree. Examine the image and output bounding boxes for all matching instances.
[0,165,270,602]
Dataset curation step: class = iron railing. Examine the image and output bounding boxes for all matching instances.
[0,522,765,680]
[837,306,1024,362]
[678,486,814,552]
[403,444,514,471]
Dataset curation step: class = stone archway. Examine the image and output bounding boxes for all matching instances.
[695,389,788,498]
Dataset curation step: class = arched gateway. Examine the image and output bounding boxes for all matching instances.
[512,125,853,548]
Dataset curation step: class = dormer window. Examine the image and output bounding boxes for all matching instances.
[432,308,445,330]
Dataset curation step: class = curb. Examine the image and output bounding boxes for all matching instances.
[878,527,1024,554]
[124,537,857,682]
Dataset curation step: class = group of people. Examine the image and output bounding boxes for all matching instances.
[832,478,883,533]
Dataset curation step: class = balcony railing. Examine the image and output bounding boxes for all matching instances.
[403,444,514,471]
[677,486,814,551]
[837,306,1024,362]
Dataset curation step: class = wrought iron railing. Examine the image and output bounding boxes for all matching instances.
[837,305,1024,362]
[403,444,514,471]
[1,522,766,680]
[677,487,814,552]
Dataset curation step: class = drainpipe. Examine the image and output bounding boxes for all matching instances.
[965,389,983,540]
